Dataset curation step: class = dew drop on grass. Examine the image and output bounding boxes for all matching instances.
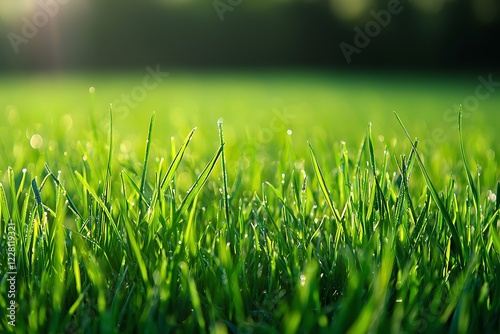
[287,129,292,136]
[488,190,496,202]
[300,274,306,287]
[30,134,43,149]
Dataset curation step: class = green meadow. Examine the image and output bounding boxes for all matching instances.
[1,71,499,333]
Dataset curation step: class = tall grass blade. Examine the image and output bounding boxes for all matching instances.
[31,178,44,221]
[45,163,82,219]
[496,182,499,213]
[74,171,124,245]
[175,145,223,222]
[367,123,387,219]
[308,142,341,222]
[104,104,114,205]
[121,170,149,209]
[138,112,156,220]
[124,218,148,284]
[458,106,479,220]
[160,127,197,189]
[0,183,10,222]
[394,112,463,261]
[218,119,231,226]
[308,142,356,253]
[180,262,206,331]
[8,167,20,223]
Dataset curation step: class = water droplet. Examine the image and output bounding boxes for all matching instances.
[300,274,306,287]
[30,134,43,149]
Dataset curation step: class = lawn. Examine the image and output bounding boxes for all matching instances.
[0,70,499,333]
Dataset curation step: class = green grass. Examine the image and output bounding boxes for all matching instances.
[0,71,499,333]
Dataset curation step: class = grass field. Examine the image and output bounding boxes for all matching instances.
[1,71,499,333]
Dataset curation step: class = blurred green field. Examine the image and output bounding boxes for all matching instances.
[1,70,499,178]
[1,71,499,333]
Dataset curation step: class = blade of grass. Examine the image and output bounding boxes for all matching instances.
[308,142,341,222]
[45,163,82,219]
[8,167,20,223]
[174,145,223,223]
[394,112,463,262]
[180,262,206,331]
[31,178,44,221]
[218,119,231,226]
[138,112,155,221]
[121,170,149,209]
[458,106,479,222]
[496,182,499,213]
[160,127,197,189]
[124,217,148,284]
[74,171,124,245]
[15,168,27,202]
[66,285,91,318]
[0,183,10,223]
[103,104,114,206]
[308,142,356,254]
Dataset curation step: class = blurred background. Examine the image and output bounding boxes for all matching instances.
[0,0,499,71]
[1,0,500,180]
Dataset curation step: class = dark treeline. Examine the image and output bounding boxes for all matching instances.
[1,0,499,71]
